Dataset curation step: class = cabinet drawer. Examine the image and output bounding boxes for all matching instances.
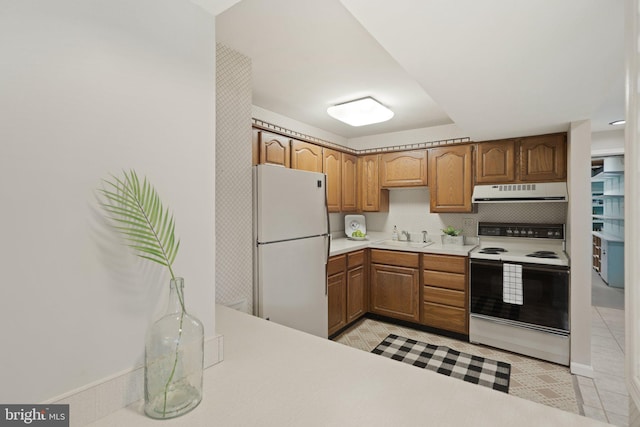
[423,286,465,308]
[371,249,420,268]
[423,270,466,291]
[423,254,467,273]
[347,250,365,268]
[328,255,346,276]
[422,302,467,334]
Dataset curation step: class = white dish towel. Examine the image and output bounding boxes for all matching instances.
[503,263,523,305]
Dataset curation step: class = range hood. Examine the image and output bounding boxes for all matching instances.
[472,182,568,203]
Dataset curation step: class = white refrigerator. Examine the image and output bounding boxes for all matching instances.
[253,164,330,338]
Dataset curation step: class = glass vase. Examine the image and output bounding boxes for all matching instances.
[144,277,204,419]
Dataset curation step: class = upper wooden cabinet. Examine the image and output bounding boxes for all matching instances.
[359,155,389,212]
[475,139,516,184]
[341,153,358,212]
[291,140,323,173]
[428,144,473,213]
[518,133,566,182]
[257,130,291,168]
[475,133,566,184]
[380,150,428,187]
[323,148,342,213]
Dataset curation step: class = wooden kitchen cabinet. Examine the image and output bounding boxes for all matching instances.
[428,144,473,213]
[370,249,420,323]
[346,250,367,323]
[380,150,428,187]
[257,130,291,168]
[475,139,516,183]
[518,133,567,182]
[327,254,347,336]
[341,153,358,212]
[422,254,469,335]
[359,155,389,212]
[328,250,367,336]
[291,140,323,173]
[324,148,342,212]
[475,133,566,184]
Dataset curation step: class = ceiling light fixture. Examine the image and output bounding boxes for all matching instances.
[609,119,626,126]
[327,97,394,127]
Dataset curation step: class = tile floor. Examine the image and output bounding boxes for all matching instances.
[576,270,627,426]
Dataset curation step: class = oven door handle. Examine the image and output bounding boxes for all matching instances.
[471,259,569,274]
[520,265,570,274]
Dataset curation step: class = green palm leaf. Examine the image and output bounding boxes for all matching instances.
[99,170,180,280]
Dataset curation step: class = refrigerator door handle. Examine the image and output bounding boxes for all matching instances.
[324,174,330,296]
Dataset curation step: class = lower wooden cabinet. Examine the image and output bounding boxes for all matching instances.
[346,251,366,323]
[328,250,367,336]
[327,255,347,336]
[421,254,469,334]
[329,249,469,337]
[370,250,420,323]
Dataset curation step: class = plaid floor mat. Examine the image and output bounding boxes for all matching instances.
[372,334,511,393]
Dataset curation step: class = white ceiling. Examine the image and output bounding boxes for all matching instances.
[216,0,624,141]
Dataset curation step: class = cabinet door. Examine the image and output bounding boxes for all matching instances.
[380,150,428,187]
[346,265,366,323]
[327,272,347,336]
[518,134,566,182]
[428,145,473,213]
[291,140,323,172]
[341,153,358,212]
[475,139,516,183]
[324,148,342,212]
[259,131,290,167]
[370,263,419,322]
[359,155,389,212]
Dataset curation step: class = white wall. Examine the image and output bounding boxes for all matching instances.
[592,129,625,156]
[568,120,594,376]
[347,123,468,151]
[0,0,216,404]
[253,105,348,146]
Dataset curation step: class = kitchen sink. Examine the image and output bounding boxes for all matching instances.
[375,240,434,248]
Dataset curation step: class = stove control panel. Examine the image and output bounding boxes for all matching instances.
[478,222,564,239]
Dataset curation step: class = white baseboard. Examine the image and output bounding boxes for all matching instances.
[570,362,594,378]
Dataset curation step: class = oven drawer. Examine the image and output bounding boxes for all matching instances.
[423,270,466,291]
[424,286,465,308]
[423,254,467,274]
[422,302,467,334]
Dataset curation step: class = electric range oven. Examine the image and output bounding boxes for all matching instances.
[469,223,570,365]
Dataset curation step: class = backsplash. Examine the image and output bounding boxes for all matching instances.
[330,188,567,241]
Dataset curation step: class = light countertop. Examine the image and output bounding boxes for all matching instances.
[91,305,607,426]
[330,232,477,257]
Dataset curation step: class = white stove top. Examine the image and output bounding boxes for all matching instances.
[470,237,570,267]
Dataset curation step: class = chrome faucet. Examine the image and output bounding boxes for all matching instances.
[401,230,410,241]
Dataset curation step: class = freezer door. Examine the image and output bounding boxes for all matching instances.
[255,164,328,243]
[256,235,328,338]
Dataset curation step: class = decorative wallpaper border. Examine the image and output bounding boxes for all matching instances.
[252,118,471,155]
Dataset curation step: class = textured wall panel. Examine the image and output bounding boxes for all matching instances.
[216,44,253,313]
